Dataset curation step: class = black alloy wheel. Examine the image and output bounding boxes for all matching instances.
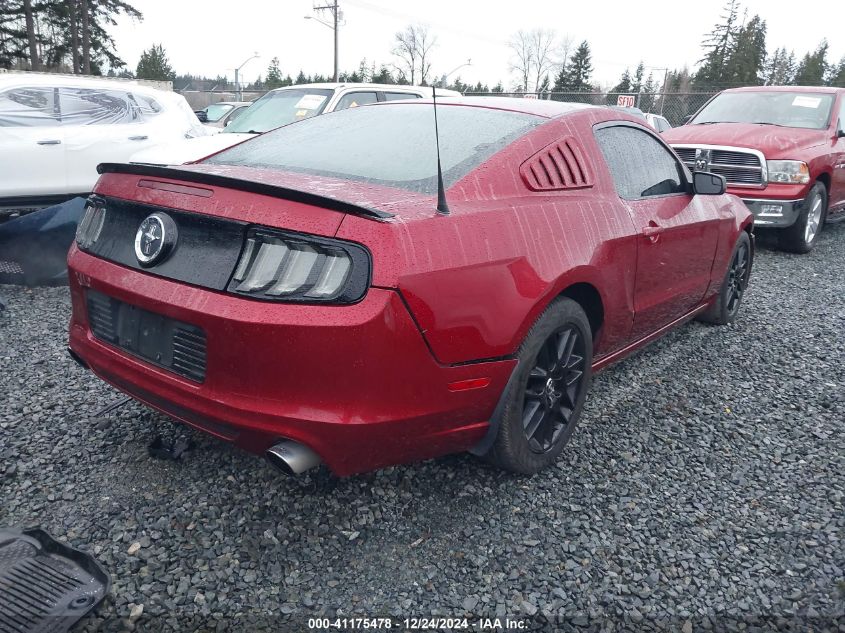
[522,326,586,453]
[725,238,750,318]
[484,297,593,474]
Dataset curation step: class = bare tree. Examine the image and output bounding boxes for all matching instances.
[508,30,533,92]
[555,34,574,83]
[531,29,557,92]
[392,24,437,85]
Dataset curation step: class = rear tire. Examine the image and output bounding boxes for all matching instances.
[485,298,593,475]
[697,231,751,325]
[779,182,827,254]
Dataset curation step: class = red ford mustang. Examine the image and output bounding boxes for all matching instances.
[67,98,754,477]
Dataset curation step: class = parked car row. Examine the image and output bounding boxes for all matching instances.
[3,74,844,478]
[130,82,461,166]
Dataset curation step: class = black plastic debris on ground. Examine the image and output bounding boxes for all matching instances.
[147,434,195,461]
[0,527,110,633]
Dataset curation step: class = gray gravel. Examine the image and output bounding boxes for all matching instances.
[1,224,844,632]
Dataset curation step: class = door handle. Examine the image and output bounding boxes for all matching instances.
[37,139,61,145]
[128,135,149,141]
[642,223,664,242]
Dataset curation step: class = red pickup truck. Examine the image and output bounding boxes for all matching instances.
[663,86,845,252]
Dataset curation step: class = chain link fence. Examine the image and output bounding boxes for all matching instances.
[463,92,718,127]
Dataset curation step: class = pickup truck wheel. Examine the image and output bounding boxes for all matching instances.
[485,298,593,475]
[697,231,751,325]
[779,182,827,254]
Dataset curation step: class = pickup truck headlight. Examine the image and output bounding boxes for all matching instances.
[228,228,371,303]
[766,160,809,184]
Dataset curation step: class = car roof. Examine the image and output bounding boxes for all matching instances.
[724,85,844,94]
[0,71,169,96]
[268,82,462,97]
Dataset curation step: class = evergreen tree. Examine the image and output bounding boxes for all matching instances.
[491,81,504,93]
[794,40,829,85]
[828,56,845,87]
[631,61,645,94]
[553,40,592,93]
[294,70,307,84]
[265,57,283,89]
[1,0,142,72]
[763,47,796,85]
[693,0,741,89]
[135,43,174,81]
[639,72,657,112]
[726,14,766,85]
[371,64,396,84]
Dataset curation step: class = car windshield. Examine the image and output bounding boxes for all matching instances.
[691,91,835,130]
[205,103,235,122]
[224,88,334,134]
[205,103,544,194]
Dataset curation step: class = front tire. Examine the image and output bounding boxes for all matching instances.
[485,298,593,475]
[697,231,751,325]
[779,182,827,254]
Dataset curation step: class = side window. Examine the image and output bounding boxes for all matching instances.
[333,91,378,111]
[0,87,59,127]
[383,92,422,101]
[595,125,686,199]
[226,106,247,124]
[59,88,155,125]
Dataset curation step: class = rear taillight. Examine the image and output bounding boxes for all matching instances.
[228,228,370,303]
[75,197,106,251]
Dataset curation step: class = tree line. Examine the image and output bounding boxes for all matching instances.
[0,0,141,73]
[4,0,843,97]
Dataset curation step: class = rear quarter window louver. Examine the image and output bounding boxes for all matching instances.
[520,137,594,191]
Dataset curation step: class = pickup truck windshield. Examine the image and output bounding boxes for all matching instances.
[206,103,543,194]
[224,88,334,134]
[692,92,834,130]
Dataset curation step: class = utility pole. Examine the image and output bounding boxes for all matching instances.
[309,1,340,82]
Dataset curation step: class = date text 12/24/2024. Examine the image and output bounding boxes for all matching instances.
[307,617,529,630]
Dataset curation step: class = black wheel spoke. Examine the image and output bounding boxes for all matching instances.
[521,324,588,454]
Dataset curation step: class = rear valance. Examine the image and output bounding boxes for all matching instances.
[97,162,394,221]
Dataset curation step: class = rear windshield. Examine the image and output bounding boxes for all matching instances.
[691,91,835,130]
[206,103,543,194]
[224,88,333,134]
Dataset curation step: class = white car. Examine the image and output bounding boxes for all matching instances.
[0,73,213,208]
[130,82,461,166]
[644,112,672,133]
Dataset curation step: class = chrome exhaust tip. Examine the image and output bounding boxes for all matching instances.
[266,440,322,476]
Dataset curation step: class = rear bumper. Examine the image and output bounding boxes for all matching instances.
[740,197,804,228]
[67,247,514,476]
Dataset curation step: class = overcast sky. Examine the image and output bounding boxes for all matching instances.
[112,0,845,89]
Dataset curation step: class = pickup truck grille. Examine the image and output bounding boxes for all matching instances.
[672,145,765,187]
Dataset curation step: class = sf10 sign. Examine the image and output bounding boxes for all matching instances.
[617,95,636,108]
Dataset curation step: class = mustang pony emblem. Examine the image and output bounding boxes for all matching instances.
[134,213,177,266]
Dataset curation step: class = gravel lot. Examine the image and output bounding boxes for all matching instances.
[1,224,843,632]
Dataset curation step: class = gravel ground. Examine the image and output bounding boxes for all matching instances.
[1,224,844,632]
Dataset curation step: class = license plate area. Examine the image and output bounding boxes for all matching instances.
[86,290,207,383]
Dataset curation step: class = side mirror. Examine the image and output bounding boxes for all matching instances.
[225,119,232,127]
[195,111,208,123]
[683,115,693,124]
[837,129,845,139]
[693,171,726,195]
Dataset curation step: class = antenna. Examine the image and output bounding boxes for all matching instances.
[432,85,450,216]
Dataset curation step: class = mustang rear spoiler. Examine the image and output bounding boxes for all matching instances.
[97,163,394,221]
